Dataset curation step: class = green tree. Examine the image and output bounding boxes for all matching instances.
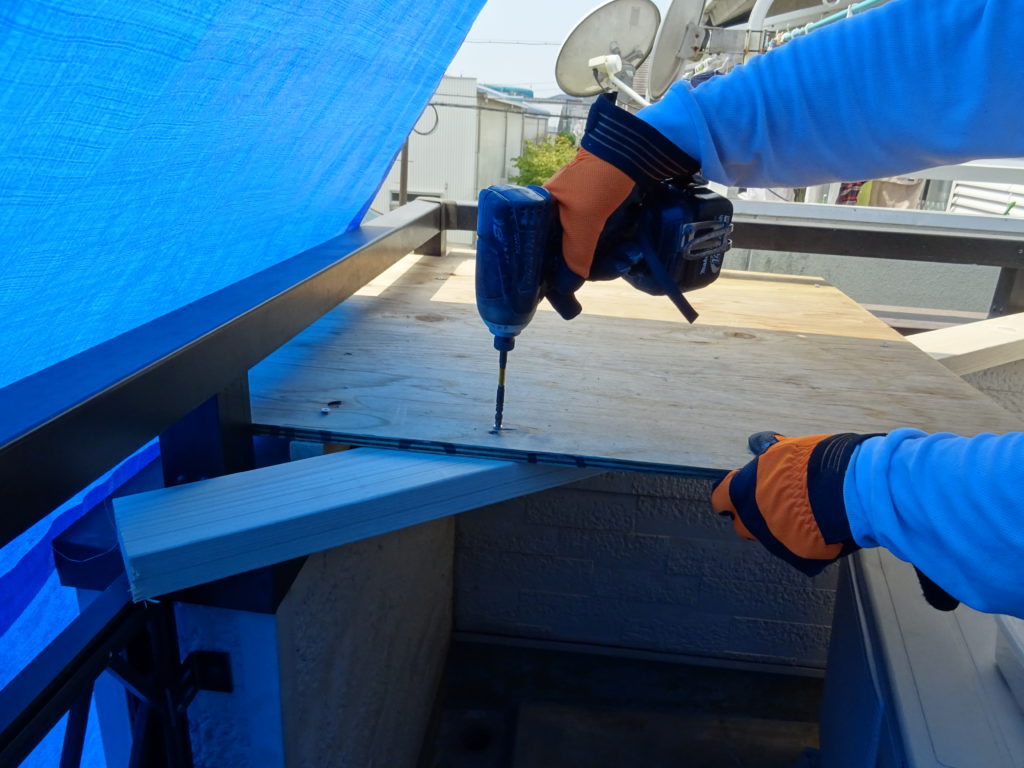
[509,134,577,186]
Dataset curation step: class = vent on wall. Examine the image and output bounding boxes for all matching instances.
[948,181,1024,218]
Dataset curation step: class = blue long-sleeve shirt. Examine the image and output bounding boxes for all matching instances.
[638,0,1024,614]
[638,0,1024,188]
[846,431,1024,616]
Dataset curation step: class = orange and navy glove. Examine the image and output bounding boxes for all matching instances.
[712,431,960,611]
[541,93,700,311]
[711,432,870,575]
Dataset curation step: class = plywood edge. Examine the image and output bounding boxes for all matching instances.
[910,313,1024,376]
[249,426,735,480]
[114,448,596,601]
[719,269,828,286]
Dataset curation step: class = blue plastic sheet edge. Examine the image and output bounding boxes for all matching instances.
[0,440,160,640]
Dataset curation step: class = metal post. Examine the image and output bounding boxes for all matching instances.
[422,199,458,257]
[990,267,1024,316]
[58,682,94,768]
[149,378,256,765]
[127,703,154,768]
[156,371,306,611]
[144,603,193,768]
[398,139,409,207]
[159,376,254,486]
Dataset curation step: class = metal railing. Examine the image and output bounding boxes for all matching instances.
[0,577,197,767]
[0,200,443,550]
[0,196,1022,766]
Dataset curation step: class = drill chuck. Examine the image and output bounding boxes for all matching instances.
[492,335,516,352]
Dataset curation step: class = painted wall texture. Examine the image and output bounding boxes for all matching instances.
[455,473,838,669]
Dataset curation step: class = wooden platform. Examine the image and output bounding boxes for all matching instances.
[250,251,1020,477]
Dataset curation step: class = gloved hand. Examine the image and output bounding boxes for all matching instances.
[542,93,701,289]
[711,431,960,612]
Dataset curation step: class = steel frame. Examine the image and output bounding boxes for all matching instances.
[0,200,441,550]
[0,577,166,767]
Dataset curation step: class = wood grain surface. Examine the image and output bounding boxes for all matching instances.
[115,447,595,600]
[250,252,1020,476]
[911,312,1024,375]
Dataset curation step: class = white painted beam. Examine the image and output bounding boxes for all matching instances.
[114,448,596,601]
[908,159,1024,185]
[910,313,1024,376]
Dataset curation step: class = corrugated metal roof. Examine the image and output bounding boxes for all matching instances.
[477,85,525,109]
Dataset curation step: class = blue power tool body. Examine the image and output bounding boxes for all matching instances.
[476,178,732,430]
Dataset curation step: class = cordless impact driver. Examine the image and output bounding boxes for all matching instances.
[476,170,732,431]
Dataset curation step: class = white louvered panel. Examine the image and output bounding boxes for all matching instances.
[1010,186,1024,211]
[949,181,1024,218]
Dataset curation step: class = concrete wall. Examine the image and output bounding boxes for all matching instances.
[455,473,838,669]
[178,516,454,767]
[730,247,1001,314]
[452,355,1024,669]
[277,516,453,767]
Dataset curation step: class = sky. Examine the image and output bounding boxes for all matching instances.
[446,0,674,97]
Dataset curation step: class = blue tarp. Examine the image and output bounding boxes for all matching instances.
[1,0,485,388]
[0,442,157,768]
[1,1,485,763]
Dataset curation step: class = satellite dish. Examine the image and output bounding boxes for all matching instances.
[648,0,707,101]
[555,0,661,98]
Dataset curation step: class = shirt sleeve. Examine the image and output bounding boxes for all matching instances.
[844,429,1024,617]
[637,0,1024,188]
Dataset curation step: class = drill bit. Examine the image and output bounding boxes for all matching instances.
[491,348,508,433]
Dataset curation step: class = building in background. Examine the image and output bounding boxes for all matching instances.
[370,76,549,243]
[521,93,593,141]
[479,85,594,141]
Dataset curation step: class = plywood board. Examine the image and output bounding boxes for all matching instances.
[250,252,1020,476]
[910,312,1024,375]
[115,447,596,600]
